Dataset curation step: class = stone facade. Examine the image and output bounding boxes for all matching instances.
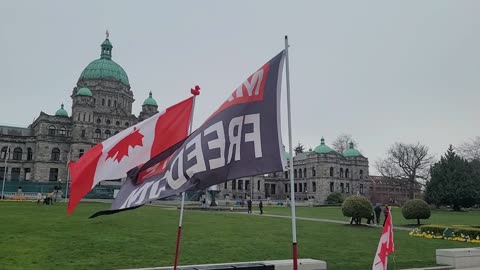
[217,141,370,204]
[0,37,158,183]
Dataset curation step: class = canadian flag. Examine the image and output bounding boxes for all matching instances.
[67,97,194,214]
[372,209,395,270]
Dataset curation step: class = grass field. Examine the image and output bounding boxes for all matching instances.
[1,201,478,270]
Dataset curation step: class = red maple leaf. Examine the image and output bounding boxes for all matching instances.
[375,241,388,269]
[106,127,144,162]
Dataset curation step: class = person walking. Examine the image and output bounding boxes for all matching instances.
[247,199,252,214]
[374,203,382,225]
[383,204,390,226]
[259,200,263,215]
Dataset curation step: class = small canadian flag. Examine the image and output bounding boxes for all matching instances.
[372,209,395,270]
[67,97,194,214]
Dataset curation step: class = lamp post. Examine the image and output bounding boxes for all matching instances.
[1,147,10,200]
[57,179,62,203]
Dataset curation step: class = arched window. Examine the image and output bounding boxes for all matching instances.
[88,114,91,122]
[115,121,120,126]
[303,168,307,178]
[51,148,60,161]
[81,130,86,137]
[340,168,344,178]
[59,126,66,136]
[27,148,33,161]
[329,167,334,177]
[299,169,302,178]
[345,168,350,178]
[312,167,316,177]
[294,169,297,178]
[48,125,56,136]
[97,118,101,124]
[0,147,8,160]
[125,122,130,127]
[83,114,86,122]
[95,129,101,139]
[105,130,111,139]
[102,99,105,106]
[359,169,363,179]
[106,119,111,125]
[13,147,22,160]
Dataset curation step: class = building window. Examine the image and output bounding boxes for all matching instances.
[59,126,66,136]
[340,168,344,178]
[304,168,307,178]
[105,130,111,139]
[257,180,261,191]
[330,167,334,177]
[294,169,297,178]
[312,167,316,177]
[245,180,250,191]
[304,183,307,193]
[24,168,31,180]
[330,182,334,192]
[48,126,56,136]
[83,114,86,122]
[97,118,101,124]
[345,168,350,179]
[51,148,60,161]
[0,167,6,180]
[346,183,350,193]
[238,180,243,190]
[340,183,344,193]
[298,183,302,192]
[116,121,120,126]
[11,168,20,180]
[285,184,288,193]
[108,100,111,107]
[13,148,23,160]
[114,100,117,107]
[49,168,59,182]
[285,171,288,179]
[312,182,317,192]
[95,129,101,139]
[125,122,130,127]
[106,119,111,125]
[27,148,33,161]
[77,114,80,121]
[81,130,86,138]
[0,147,8,160]
[232,180,236,190]
[224,182,228,189]
[102,99,105,106]
[299,169,302,178]
[360,169,363,179]
[360,184,364,194]
[271,184,276,195]
[79,149,84,158]
[88,115,91,122]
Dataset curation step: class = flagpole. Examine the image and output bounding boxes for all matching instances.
[285,35,298,270]
[64,149,72,203]
[173,86,199,270]
[1,148,10,200]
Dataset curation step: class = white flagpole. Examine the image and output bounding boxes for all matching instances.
[173,86,199,270]
[1,147,10,200]
[285,35,298,270]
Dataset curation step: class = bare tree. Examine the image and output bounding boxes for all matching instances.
[375,142,434,199]
[332,134,358,153]
[457,136,480,161]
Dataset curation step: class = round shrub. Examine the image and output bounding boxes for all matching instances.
[402,199,431,225]
[341,195,373,224]
[325,192,345,205]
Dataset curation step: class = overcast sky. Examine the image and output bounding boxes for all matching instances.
[1,1,479,174]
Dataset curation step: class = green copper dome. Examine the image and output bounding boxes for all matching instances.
[143,92,158,106]
[284,151,292,160]
[76,87,93,97]
[55,104,68,117]
[314,137,333,154]
[343,142,362,157]
[79,37,129,85]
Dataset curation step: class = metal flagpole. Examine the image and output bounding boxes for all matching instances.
[285,35,298,270]
[1,147,10,200]
[173,86,199,270]
[64,149,72,203]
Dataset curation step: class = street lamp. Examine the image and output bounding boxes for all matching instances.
[57,179,62,203]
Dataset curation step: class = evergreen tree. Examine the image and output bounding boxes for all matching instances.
[425,145,478,210]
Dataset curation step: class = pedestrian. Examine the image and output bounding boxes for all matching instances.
[259,200,263,215]
[202,197,206,209]
[36,193,42,205]
[374,203,382,225]
[247,199,252,214]
[383,204,390,226]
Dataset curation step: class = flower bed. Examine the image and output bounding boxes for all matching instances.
[409,224,480,244]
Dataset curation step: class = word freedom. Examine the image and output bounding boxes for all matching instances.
[121,113,262,208]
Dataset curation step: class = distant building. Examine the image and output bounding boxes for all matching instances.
[218,138,370,203]
[0,35,159,183]
[367,175,422,205]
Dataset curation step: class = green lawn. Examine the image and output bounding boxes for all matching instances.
[0,202,477,270]
[264,205,480,227]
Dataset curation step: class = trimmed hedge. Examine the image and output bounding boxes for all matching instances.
[420,224,480,240]
[401,199,431,225]
[326,192,345,205]
[341,195,372,224]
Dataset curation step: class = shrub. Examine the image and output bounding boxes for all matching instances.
[326,192,345,205]
[402,199,431,225]
[341,195,372,224]
[419,225,480,240]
